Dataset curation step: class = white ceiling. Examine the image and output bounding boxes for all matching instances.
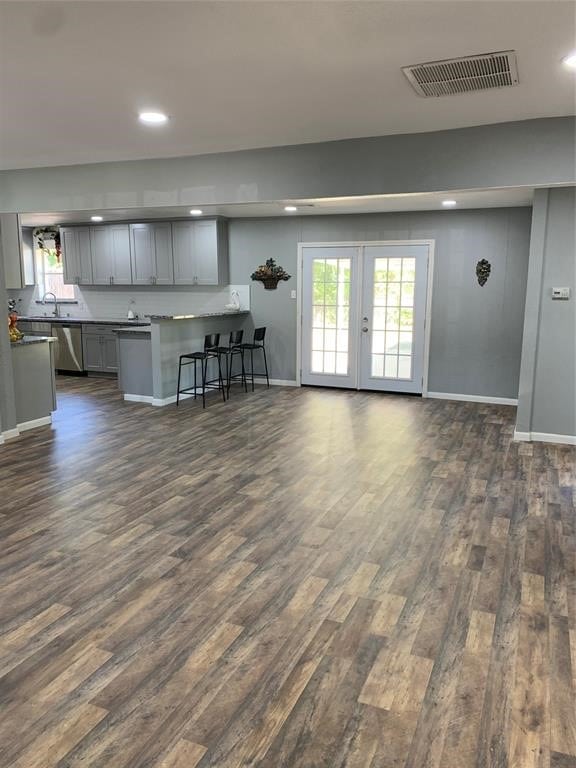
[1,1,575,171]
[20,187,535,227]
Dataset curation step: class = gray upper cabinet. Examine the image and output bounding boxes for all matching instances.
[1,214,35,289]
[91,224,132,285]
[56,218,227,287]
[172,220,228,285]
[61,227,93,285]
[130,223,173,285]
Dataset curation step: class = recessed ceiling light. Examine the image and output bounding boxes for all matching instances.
[138,111,169,125]
[562,52,576,69]
[91,215,103,222]
[284,205,298,212]
[442,200,457,207]
[189,209,203,216]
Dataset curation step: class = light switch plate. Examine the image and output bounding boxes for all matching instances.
[552,287,571,300]
[290,290,297,300]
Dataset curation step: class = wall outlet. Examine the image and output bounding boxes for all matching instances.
[290,289,297,300]
[552,287,571,300]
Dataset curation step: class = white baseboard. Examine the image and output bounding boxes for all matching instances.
[426,391,518,406]
[261,379,299,387]
[1,428,20,440]
[2,416,52,441]
[514,430,576,446]
[124,394,154,404]
[19,416,52,432]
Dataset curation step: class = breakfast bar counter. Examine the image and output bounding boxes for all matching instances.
[114,311,250,405]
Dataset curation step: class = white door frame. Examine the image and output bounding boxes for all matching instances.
[296,240,435,395]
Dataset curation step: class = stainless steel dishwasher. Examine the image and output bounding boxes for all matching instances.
[51,323,84,372]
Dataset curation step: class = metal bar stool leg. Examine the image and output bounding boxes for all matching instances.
[202,357,207,409]
[262,346,270,388]
[217,354,226,402]
[250,348,255,392]
[241,349,248,392]
[176,357,183,406]
[193,358,197,400]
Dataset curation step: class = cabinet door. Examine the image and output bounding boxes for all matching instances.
[130,223,173,285]
[172,222,197,285]
[1,213,24,289]
[82,334,104,371]
[62,228,92,285]
[110,225,132,284]
[194,220,219,285]
[102,333,119,372]
[90,227,114,284]
[21,227,36,286]
[62,228,80,284]
[130,224,155,285]
[153,223,174,284]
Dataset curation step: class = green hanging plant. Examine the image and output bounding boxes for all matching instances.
[34,226,62,262]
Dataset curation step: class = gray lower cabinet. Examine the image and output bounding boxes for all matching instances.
[172,220,229,285]
[61,227,93,285]
[90,225,132,285]
[130,223,173,285]
[82,326,118,373]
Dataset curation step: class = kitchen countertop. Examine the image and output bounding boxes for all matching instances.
[11,335,57,346]
[19,316,151,326]
[147,310,249,321]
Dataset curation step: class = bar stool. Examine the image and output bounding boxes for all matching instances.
[213,330,248,397]
[176,333,226,409]
[239,327,270,391]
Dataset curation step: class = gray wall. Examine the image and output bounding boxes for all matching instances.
[517,188,576,437]
[0,118,574,213]
[229,207,531,397]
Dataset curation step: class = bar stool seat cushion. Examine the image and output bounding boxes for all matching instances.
[181,351,213,360]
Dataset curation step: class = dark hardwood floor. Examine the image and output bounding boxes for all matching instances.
[1,376,575,767]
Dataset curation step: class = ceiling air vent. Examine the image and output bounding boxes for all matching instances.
[402,50,519,97]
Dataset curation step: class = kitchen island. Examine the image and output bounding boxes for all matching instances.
[114,310,250,406]
[8,336,57,435]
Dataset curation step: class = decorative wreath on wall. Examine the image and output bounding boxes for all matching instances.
[251,258,291,290]
[476,258,491,286]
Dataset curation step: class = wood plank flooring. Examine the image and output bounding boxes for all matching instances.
[1,376,575,767]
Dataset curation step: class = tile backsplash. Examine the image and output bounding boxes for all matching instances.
[9,284,250,321]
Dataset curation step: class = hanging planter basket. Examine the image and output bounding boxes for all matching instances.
[251,259,291,290]
[258,277,283,290]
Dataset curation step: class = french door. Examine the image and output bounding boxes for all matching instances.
[301,242,431,393]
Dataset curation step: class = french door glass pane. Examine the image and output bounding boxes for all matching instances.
[311,258,351,375]
[371,256,416,381]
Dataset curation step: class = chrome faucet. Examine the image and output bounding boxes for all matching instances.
[42,292,60,318]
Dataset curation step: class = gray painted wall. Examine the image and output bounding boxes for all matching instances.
[517,187,576,438]
[0,118,574,213]
[229,207,531,397]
